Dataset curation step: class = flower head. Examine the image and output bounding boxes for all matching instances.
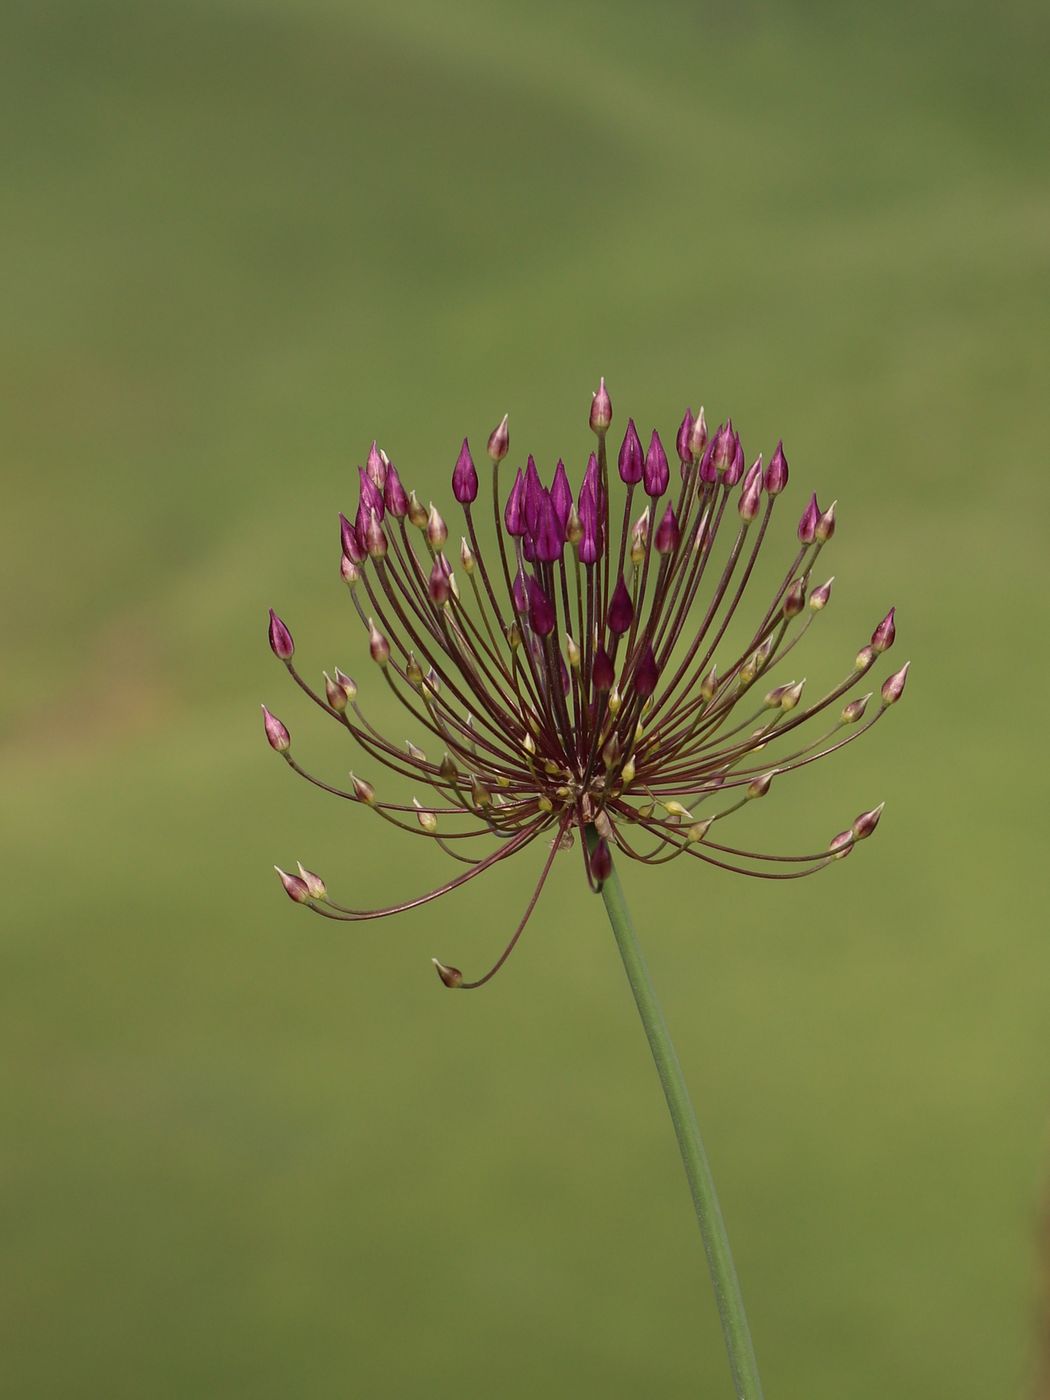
[264,385,908,988]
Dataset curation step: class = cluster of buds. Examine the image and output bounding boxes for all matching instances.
[263,381,908,988]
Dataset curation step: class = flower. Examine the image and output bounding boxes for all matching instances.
[263,382,908,988]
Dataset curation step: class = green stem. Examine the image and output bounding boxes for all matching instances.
[588,829,765,1399]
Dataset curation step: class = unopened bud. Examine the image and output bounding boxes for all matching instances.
[688,406,708,459]
[459,537,475,574]
[783,577,806,618]
[607,686,622,716]
[852,802,885,839]
[432,958,463,989]
[747,771,775,799]
[764,440,789,495]
[365,510,388,558]
[261,704,290,753]
[700,667,718,701]
[470,776,492,809]
[686,818,713,842]
[324,671,347,712]
[620,756,636,786]
[881,661,910,706]
[340,554,360,587]
[871,607,896,653]
[406,740,427,763]
[828,830,853,860]
[797,493,819,544]
[664,800,693,822]
[368,619,390,665]
[405,654,424,688]
[296,862,327,899]
[426,503,448,549]
[407,491,428,528]
[854,644,876,673]
[840,692,871,724]
[602,733,621,769]
[350,772,377,805]
[268,609,294,661]
[274,865,310,902]
[809,577,834,611]
[487,413,510,463]
[428,557,451,605]
[566,635,581,669]
[452,439,478,504]
[413,798,438,832]
[815,500,837,542]
[589,836,613,885]
[335,668,357,701]
[589,376,612,434]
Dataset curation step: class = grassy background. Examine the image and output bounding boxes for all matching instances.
[3,0,1049,1395]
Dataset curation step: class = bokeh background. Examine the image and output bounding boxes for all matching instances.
[3,1,1049,1396]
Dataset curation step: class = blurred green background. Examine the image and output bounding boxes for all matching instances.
[3,0,1048,1395]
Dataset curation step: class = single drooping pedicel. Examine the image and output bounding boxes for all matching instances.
[263,382,908,987]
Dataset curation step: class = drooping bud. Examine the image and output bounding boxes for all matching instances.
[747,771,775,799]
[841,692,872,724]
[815,500,837,542]
[335,668,357,701]
[881,661,910,706]
[592,645,615,692]
[655,502,681,555]
[738,461,763,521]
[365,509,388,558]
[783,577,806,617]
[413,798,438,833]
[268,609,294,661]
[633,641,659,698]
[365,440,386,489]
[589,837,613,886]
[809,577,834,611]
[261,704,290,752]
[451,438,478,504]
[432,958,464,988]
[607,576,634,635]
[324,671,347,712]
[676,408,695,465]
[828,830,854,860]
[350,772,377,805]
[589,376,612,434]
[871,607,896,653]
[296,861,327,899]
[487,413,509,463]
[368,619,390,665]
[383,463,408,518]
[275,866,311,902]
[764,440,789,495]
[688,406,708,459]
[526,576,556,636]
[618,417,644,484]
[426,503,448,549]
[852,802,885,840]
[407,490,428,528]
[798,493,820,544]
[503,469,526,536]
[643,429,670,498]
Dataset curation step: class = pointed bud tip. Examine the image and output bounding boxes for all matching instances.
[432,957,464,988]
[267,608,295,661]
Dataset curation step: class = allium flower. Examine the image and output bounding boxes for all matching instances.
[263,380,908,988]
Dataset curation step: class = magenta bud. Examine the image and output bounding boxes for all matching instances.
[432,958,464,989]
[709,420,735,474]
[340,512,365,564]
[426,503,448,549]
[296,861,327,899]
[840,692,871,723]
[452,438,478,504]
[871,607,896,653]
[633,640,659,698]
[815,500,837,543]
[797,492,820,544]
[643,429,670,498]
[275,865,311,903]
[589,837,613,886]
[809,577,834,611]
[747,771,775,799]
[358,466,385,521]
[535,490,563,562]
[267,609,294,661]
[852,802,885,840]
[365,510,388,558]
[340,554,360,586]
[324,671,347,711]
[783,577,806,618]
[550,460,573,535]
[526,576,556,636]
[655,502,681,555]
[589,376,612,434]
[617,417,644,484]
[592,645,615,693]
[261,704,290,752]
[688,406,708,459]
[428,556,451,605]
[368,619,390,665]
[724,437,745,486]
[828,830,854,860]
[764,440,789,495]
[676,408,695,465]
[365,440,386,489]
[607,576,635,635]
[487,414,509,465]
[881,661,910,706]
[383,464,409,518]
[738,463,763,522]
[335,668,357,700]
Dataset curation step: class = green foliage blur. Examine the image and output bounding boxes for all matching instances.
[3,1,1048,1395]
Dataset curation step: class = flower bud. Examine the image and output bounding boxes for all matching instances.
[296,861,327,899]
[487,413,509,463]
[592,645,614,692]
[607,685,622,716]
[268,609,294,661]
[852,802,884,840]
[797,493,820,544]
[432,958,464,988]
[633,641,659,699]
[452,438,478,503]
[383,463,408,518]
[275,866,311,902]
[350,772,377,805]
[738,461,763,521]
[643,429,670,498]
[871,607,896,653]
[828,830,853,860]
[676,408,695,465]
[426,503,448,549]
[526,576,556,636]
[854,644,876,673]
[686,818,713,842]
[405,654,424,688]
[881,661,910,706]
[365,509,388,559]
[620,756,636,786]
[368,619,390,665]
[783,577,806,617]
[764,440,789,495]
[589,837,613,885]
[700,666,718,701]
[413,798,438,833]
[780,679,805,710]
[324,671,347,712]
[688,406,708,459]
[809,577,834,611]
[335,668,357,702]
[566,634,581,669]
[617,417,644,484]
[340,511,366,564]
[366,440,386,489]
[655,502,680,555]
[747,771,775,799]
[261,704,290,752]
[589,376,612,434]
[407,490,428,529]
[815,500,837,543]
[340,554,360,587]
[607,576,634,635]
[840,692,871,724]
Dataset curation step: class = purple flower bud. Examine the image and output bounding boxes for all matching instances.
[275,865,311,903]
[354,501,370,551]
[765,439,789,495]
[655,502,680,555]
[535,490,563,563]
[523,455,543,537]
[428,556,451,604]
[340,512,366,565]
[725,436,745,486]
[783,577,806,617]
[618,418,644,484]
[816,500,836,542]
[359,466,385,521]
[511,570,528,614]
[747,770,774,799]
[350,772,377,804]
[738,462,763,521]
[335,667,357,700]
[633,640,659,698]
[426,503,448,549]
[487,413,509,464]
[452,438,478,504]
[296,861,327,899]
[881,660,910,706]
[365,440,386,489]
[688,406,708,460]
[261,704,290,752]
[365,510,388,558]
[526,576,556,636]
[340,554,360,587]
[432,958,464,989]
[504,469,526,536]
[589,837,613,885]
[855,644,877,672]
[578,488,600,565]
[268,609,294,661]
[324,671,347,712]
[550,460,573,535]
[852,802,885,840]
[607,576,634,635]
[589,376,612,434]
[676,408,695,465]
[383,464,408,519]
[710,420,735,473]
[798,492,820,544]
[809,576,834,611]
[368,619,390,665]
[828,830,854,860]
[643,429,670,498]
[871,607,896,653]
[841,692,871,723]
[593,646,615,692]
